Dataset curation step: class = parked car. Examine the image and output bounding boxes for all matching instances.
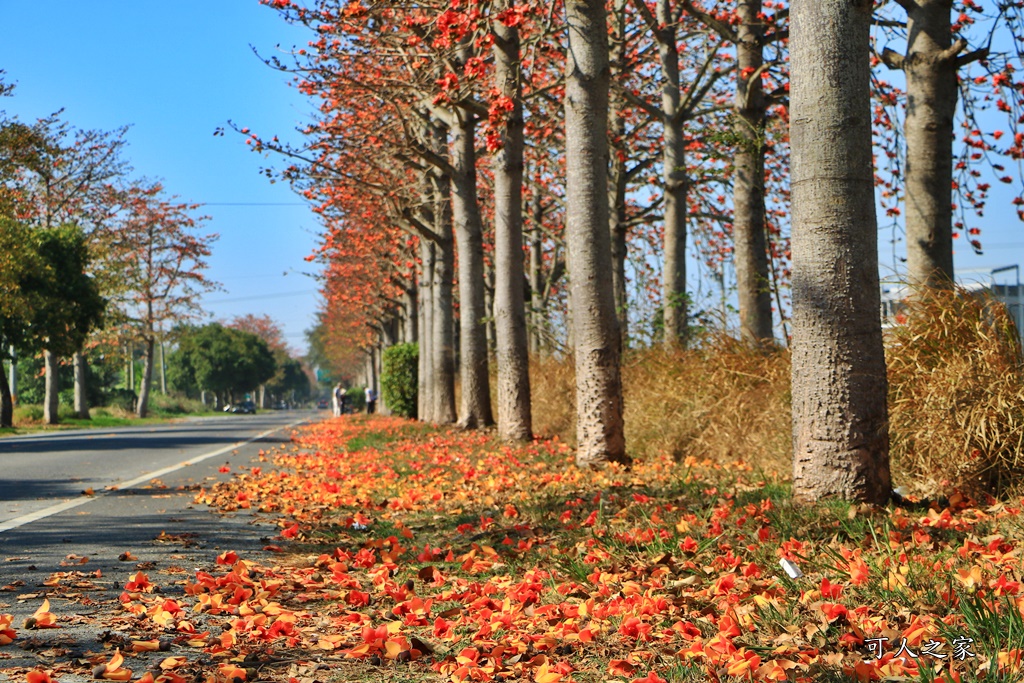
[317,398,329,410]
[224,400,256,414]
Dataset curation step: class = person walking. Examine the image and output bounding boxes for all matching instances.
[332,383,343,417]
[365,386,376,414]
[338,386,348,414]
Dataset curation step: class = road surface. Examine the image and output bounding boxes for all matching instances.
[0,410,324,676]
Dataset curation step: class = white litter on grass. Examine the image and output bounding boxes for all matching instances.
[351,523,368,531]
[779,558,803,579]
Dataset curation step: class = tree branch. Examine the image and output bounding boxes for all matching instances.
[678,0,737,43]
[880,47,905,71]
[956,46,989,69]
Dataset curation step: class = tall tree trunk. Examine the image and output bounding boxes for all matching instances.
[0,360,12,428]
[137,336,155,418]
[790,0,890,503]
[431,165,458,424]
[656,0,689,346]
[73,350,90,419]
[159,338,167,395]
[484,266,496,354]
[493,6,533,442]
[405,278,419,344]
[43,350,59,424]
[374,344,387,415]
[733,0,775,344]
[884,0,959,288]
[528,191,545,355]
[565,0,628,466]
[7,346,15,408]
[450,111,493,429]
[608,0,629,344]
[419,240,435,422]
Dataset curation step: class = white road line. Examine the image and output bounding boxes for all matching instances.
[0,417,309,534]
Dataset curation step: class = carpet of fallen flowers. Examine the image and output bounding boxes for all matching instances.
[9,415,1024,683]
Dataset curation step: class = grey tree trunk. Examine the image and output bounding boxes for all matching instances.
[886,0,959,287]
[418,240,434,422]
[431,167,458,424]
[405,278,418,344]
[608,0,629,344]
[656,0,689,346]
[484,266,496,354]
[43,350,59,425]
[492,7,533,442]
[73,350,90,419]
[159,338,167,395]
[450,111,493,429]
[565,0,628,466]
[137,336,155,418]
[790,0,890,503]
[528,191,545,355]
[7,346,15,408]
[733,0,775,344]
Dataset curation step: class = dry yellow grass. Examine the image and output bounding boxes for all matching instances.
[528,291,1024,500]
[529,338,792,478]
[887,287,1024,498]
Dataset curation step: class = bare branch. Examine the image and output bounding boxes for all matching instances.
[880,47,905,71]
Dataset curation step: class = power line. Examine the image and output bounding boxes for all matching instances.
[204,289,318,304]
[202,202,308,206]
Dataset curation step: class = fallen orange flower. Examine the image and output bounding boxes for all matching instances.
[26,671,58,683]
[94,649,132,681]
[26,599,57,629]
[0,613,16,644]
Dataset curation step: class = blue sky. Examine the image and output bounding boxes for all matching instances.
[0,2,322,353]
[3,3,1024,352]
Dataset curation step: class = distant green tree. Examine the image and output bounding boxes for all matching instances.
[0,218,43,426]
[27,225,106,424]
[266,355,311,405]
[167,323,275,405]
[381,343,418,418]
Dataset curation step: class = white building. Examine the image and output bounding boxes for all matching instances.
[879,265,1024,343]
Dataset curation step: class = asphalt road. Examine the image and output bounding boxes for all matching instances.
[0,409,324,676]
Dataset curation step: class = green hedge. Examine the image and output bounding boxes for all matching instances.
[381,343,418,418]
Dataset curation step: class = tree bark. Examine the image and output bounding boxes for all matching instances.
[450,111,493,429]
[419,239,435,422]
[405,277,418,344]
[608,0,630,345]
[565,0,628,466]
[528,191,545,355]
[733,0,775,344]
[656,0,689,346]
[43,350,59,425]
[790,0,890,503]
[159,338,167,395]
[900,0,959,288]
[492,7,533,442]
[7,346,16,409]
[0,361,12,428]
[430,163,458,424]
[137,336,155,418]
[73,350,90,419]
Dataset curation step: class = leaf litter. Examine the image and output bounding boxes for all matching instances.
[3,415,1024,682]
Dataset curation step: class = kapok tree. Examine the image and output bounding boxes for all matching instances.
[105,182,219,418]
[790,0,891,503]
[565,0,629,466]
[874,0,1024,287]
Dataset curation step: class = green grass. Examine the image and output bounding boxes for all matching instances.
[0,407,229,437]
